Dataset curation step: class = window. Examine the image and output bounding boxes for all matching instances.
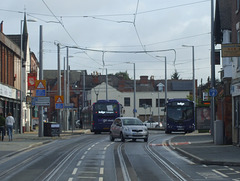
[156,99,165,107]
[124,97,130,106]
[139,99,152,107]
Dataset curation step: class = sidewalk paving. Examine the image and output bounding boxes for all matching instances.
[169,132,240,166]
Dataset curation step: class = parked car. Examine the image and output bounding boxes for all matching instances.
[143,120,160,128]
[110,117,149,142]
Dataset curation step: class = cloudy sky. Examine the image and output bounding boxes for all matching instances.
[1,0,218,85]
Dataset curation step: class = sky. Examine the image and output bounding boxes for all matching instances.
[1,0,219,85]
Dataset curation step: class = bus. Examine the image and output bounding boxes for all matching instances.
[91,100,122,134]
[165,98,195,134]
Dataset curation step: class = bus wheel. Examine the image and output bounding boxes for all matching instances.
[121,133,125,142]
[165,129,171,134]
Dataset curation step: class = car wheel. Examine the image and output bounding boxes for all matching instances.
[144,138,148,142]
[109,133,115,141]
[121,133,125,142]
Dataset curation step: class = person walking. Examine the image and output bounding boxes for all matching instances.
[0,113,5,141]
[6,112,15,141]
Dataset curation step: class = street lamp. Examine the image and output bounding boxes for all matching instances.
[20,15,36,134]
[156,56,167,105]
[182,45,195,114]
[125,62,136,117]
[157,83,164,125]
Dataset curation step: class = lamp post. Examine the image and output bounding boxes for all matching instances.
[182,45,196,114]
[125,62,136,117]
[157,83,164,125]
[20,16,36,134]
[156,56,167,105]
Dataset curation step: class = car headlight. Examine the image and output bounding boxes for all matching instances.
[123,127,130,132]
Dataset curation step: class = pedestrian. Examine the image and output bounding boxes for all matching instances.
[0,113,6,141]
[5,112,15,141]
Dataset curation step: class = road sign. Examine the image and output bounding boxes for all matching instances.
[32,97,50,106]
[35,80,46,96]
[35,80,46,89]
[64,103,74,108]
[55,95,64,109]
[36,89,46,97]
[209,88,218,97]
[222,44,240,57]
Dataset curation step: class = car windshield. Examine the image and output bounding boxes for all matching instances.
[122,119,143,125]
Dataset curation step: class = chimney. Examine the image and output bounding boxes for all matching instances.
[0,21,3,33]
[140,76,148,84]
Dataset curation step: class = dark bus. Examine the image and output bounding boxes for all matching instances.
[91,100,122,134]
[165,98,195,134]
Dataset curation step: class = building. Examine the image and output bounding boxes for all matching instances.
[44,70,195,128]
[0,14,38,133]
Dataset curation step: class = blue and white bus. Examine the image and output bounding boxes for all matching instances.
[91,100,122,134]
[165,98,195,134]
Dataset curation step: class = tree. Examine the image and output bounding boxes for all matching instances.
[171,69,180,80]
[115,71,130,80]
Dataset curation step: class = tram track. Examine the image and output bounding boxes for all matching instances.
[0,136,96,181]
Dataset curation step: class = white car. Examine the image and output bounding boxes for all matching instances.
[110,117,149,142]
[143,121,160,128]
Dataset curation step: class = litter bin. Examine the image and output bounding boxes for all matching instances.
[44,122,60,137]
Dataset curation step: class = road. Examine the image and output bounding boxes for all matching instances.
[0,130,240,181]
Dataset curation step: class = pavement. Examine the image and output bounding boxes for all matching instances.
[0,130,240,166]
[169,132,240,166]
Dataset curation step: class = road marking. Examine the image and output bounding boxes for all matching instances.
[149,142,191,146]
[101,160,104,166]
[84,151,88,155]
[72,168,78,175]
[77,161,82,166]
[100,167,104,175]
[99,177,103,181]
[68,178,73,181]
[81,155,85,160]
[212,169,228,178]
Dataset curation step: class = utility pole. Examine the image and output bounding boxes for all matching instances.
[38,25,43,137]
[210,0,215,135]
[57,43,61,126]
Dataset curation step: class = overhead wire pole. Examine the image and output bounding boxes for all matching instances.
[38,25,43,137]
[210,0,215,136]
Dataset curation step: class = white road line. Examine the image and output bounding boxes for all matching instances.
[72,168,78,175]
[99,177,103,181]
[212,169,229,178]
[68,178,73,181]
[101,160,104,166]
[100,167,104,175]
[77,161,82,166]
[84,151,88,155]
[81,155,85,160]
